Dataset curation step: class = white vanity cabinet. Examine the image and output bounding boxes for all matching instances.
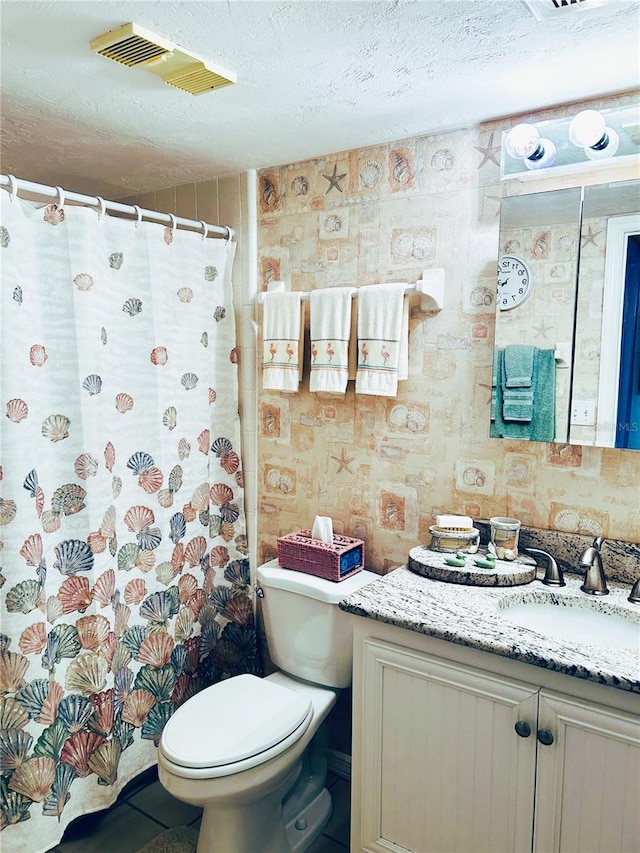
[350,619,639,853]
[533,690,638,853]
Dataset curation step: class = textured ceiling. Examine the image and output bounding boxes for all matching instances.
[1,0,639,198]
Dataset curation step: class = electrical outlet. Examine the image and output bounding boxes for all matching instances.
[571,399,596,426]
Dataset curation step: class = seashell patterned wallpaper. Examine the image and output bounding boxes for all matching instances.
[256,92,640,574]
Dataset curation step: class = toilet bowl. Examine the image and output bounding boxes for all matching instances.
[158,560,377,853]
[158,672,337,853]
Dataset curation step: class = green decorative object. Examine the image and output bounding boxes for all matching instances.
[444,551,467,568]
[474,553,497,569]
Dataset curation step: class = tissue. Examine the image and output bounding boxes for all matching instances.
[312,515,333,544]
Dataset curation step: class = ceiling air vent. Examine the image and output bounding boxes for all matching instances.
[164,61,235,96]
[523,0,628,19]
[90,23,236,95]
[90,23,173,66]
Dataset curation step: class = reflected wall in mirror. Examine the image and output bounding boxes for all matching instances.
[572,181,640,449]
[492,188,582,444]
[492,179,640,450]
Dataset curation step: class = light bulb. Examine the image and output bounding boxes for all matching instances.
[505,124,541,159]
[505,124,555,170]
[569,110,607,147]
[569,109,619,159]
[524,138,557,171]
[585,127,620,159]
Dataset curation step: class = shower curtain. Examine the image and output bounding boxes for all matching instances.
[0,190,256,852]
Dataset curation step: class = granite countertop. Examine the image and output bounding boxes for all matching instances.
[339,565,640,694]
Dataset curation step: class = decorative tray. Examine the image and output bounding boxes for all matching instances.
[408,545,536,587]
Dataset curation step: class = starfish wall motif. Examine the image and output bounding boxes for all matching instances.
[322,164,347,194]
[330,448,354,474]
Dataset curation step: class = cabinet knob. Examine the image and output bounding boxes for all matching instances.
[537,729,554,746]
[514,720,532,738]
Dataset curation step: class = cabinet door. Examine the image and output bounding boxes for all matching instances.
[534,689,640,853]
[354,637,538,853]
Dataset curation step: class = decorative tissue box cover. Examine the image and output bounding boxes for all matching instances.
[277,529,365,582]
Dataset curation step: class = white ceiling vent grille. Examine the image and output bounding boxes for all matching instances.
[523,0,628,19]
[90,23,236,95]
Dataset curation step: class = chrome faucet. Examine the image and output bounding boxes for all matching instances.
[579,537,609,596]
[525,548,565,587]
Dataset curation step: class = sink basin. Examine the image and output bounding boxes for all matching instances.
[499,596,640,650]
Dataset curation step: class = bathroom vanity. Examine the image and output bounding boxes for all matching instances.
[340,568,640,853]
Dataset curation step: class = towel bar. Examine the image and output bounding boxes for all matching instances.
[256,268,445,312]
[554,342,571,368]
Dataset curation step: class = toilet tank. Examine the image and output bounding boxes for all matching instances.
[257,559,377,689]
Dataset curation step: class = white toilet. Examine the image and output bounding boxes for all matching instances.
[158,558,376,853]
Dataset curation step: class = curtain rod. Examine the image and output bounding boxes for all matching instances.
[0,174,233,240]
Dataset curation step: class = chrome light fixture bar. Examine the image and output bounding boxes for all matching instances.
[500,103,639,181]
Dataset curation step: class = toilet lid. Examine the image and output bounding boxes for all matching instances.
[160,673,312,769]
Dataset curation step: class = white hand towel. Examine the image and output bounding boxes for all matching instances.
[356,283,409,397]
[262,292,304,392]
[309,287,354,394]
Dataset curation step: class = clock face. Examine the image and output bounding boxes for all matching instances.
[497,255,532,311]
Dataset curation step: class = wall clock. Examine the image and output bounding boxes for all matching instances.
[497,255,532,310]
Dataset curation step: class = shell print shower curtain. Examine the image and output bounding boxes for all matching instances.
[0,192,256,852]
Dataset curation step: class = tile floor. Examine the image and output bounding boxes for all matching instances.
[46,767,350,853]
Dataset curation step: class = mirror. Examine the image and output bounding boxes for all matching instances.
[573,181,640,450]
[492,187,582,444]
[492,179,640,450]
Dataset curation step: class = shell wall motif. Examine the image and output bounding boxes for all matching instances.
[255,91,640,575]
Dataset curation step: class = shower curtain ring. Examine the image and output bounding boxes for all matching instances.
[96,197,107,220]
[55,186,66,209]
[199,220,209,241]
[7,174,19,202]
[224,226,233,244]
[133,205,143,227]
[169,214,177,232]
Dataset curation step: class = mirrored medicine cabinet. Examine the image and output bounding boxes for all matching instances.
[492,178,640,451]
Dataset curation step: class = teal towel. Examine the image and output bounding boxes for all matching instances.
[490,348,556,442]
[502,344,536,423]
[503,345,535,388]
[502,346,536,422]
[490,349,499,423]
[529,349,555,442]
[503,388,535,422]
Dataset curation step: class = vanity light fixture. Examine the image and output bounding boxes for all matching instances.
[504,123,557,171]
[500,102,639,181]
[568,109,620,159]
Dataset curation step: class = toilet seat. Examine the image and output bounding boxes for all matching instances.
[160,673,313,775]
